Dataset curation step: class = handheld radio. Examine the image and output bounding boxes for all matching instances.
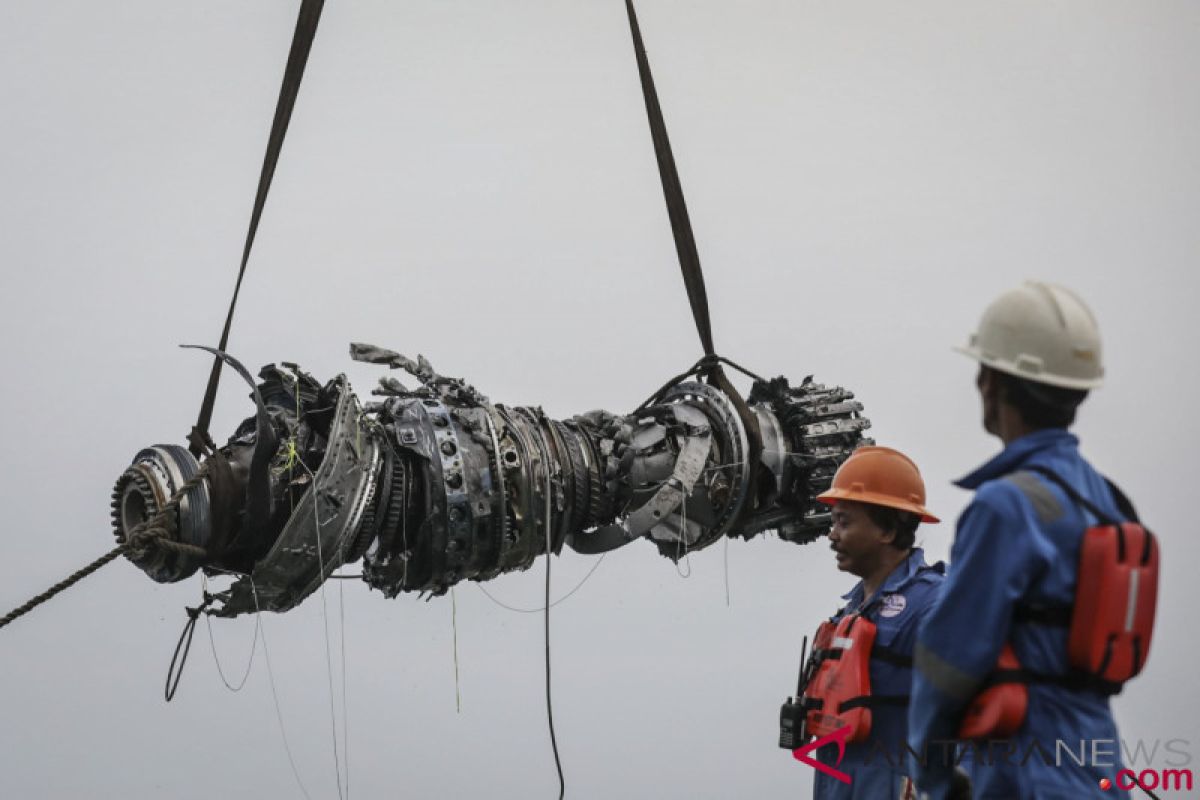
[778,634,808,749]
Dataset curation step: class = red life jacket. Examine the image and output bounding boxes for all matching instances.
[801,612,912,743]
[960,468,1158,739]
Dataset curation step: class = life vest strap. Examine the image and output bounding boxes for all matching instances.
[983,666,1122,696]
[870,644,913,668]
[839,694,910,711]
[1012,603,1072,627]
[811,639,913,665]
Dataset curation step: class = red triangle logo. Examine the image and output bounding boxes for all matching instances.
[792,725,853,784]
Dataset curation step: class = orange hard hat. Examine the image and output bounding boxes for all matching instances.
[816,446,940,523]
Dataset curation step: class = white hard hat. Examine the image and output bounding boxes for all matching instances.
[955,281,1104,390]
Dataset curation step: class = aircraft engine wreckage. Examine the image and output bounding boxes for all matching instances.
[110,344,872,617]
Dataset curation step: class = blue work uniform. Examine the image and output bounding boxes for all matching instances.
[813,548,945,800]
[909,429,1131,799]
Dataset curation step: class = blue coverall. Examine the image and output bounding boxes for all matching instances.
[812,548,945,799]
[909,429,1131,799]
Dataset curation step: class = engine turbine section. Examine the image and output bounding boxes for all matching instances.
[110,344,871,617]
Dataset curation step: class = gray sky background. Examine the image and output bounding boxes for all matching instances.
[1,2,1197,798]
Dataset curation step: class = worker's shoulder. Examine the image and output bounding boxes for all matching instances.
[968,470,1050,519]
[896,564,945,604]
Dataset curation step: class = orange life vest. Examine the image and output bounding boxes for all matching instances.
[959,644,1028,739]
[960,468,1158,739]
[801,613,913,743]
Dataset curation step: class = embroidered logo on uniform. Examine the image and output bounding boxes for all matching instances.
[879,594,907,618]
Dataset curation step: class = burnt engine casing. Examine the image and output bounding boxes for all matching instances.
[111,344,871,617]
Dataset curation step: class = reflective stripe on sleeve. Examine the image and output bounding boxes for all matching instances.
[914,642,983,701]
[1005,472,1064,524]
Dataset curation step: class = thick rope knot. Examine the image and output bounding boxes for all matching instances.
[0,461,213,632]
[119,464,212,562]
[124,528,208,561]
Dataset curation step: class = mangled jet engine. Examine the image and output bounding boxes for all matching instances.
[110,344,871,617]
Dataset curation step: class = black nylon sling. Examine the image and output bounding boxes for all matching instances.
[621,0,763,496]
[622,0,712,356]
[189,0,326,456]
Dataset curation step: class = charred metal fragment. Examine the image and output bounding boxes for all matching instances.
[111,346,872,617]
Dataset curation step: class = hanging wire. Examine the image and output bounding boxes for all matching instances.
[250,577,316,800]
[674,492,692,579]
[474,553,608,614]
[164,594,214,701]
[202,572,260,692]
[543,465,566,800]
[451,587,462,713]
[723,537,731,607]
[295,459,347,800]
[338,561,351,799]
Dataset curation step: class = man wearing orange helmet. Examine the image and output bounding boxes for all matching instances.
[799,446,945,799]
[909,283,1152,799]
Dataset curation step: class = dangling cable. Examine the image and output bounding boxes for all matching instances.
[674,491,692,579]
[475,553,607,614]
[451,587,462,714]
[334,445,354,800]
[297,459,346,800]
[164,593,214,701]
[202,573,260,691]
[723,537,731,607]
[338,572,352,799]
[252,577,316,800]
[544,469,566,799]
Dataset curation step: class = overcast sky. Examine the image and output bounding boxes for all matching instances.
[1,2,1197,798]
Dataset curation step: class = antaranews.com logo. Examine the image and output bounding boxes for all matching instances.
[792,726,1195,794]
[792,726,855,784]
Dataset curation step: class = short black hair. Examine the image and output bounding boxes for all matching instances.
[992,368,1089,429]
[864,504,921,551]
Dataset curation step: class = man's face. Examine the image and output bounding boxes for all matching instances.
[827,500,892,578]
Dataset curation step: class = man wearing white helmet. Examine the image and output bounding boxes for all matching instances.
[908,282,1155,799]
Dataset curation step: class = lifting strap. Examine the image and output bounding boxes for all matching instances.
[622,0,712,356]
[621,0,763,501]
[189,0,326,456]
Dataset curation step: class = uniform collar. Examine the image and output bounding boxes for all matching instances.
[954,428,1079,490]
[840,547,935,604]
